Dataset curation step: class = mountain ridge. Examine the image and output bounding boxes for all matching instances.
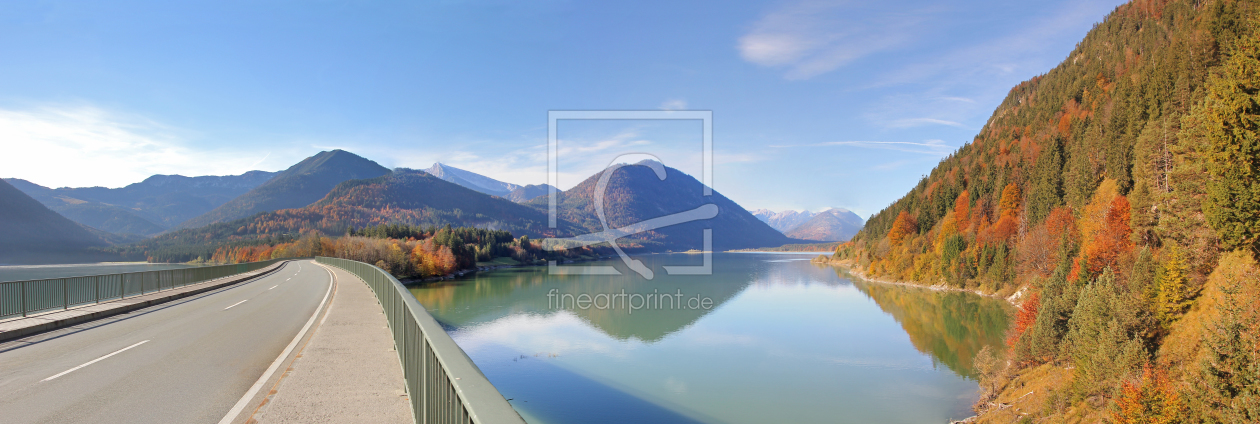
[0,178,116,264]
[785,208,864,242]
[176,150,389,230]
[5,170,277,234]
[527,161,790,251]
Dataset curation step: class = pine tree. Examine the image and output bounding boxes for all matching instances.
[1156,246,1191,327]
[1197,21,1260,258]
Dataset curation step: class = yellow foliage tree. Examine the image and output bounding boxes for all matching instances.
[1157,246,1191,326]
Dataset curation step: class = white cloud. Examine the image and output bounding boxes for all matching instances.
[737,0,926,80]
[0,105,302,188]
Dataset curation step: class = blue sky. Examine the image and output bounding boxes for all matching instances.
[0,0,1127,217]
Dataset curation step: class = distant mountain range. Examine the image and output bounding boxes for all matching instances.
[176,150,389,229]
[751,209,817,233]
[785,208,864,242]
[0,179,117,264]
[527,160,790,251]
[130,168,579,261]
[753,208,865,242]
[6,171,276,235]
[506,184,559,203]
[6,150,807,263]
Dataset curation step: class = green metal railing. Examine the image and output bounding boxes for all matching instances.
[316,257,525,424]
[0,259,286,320]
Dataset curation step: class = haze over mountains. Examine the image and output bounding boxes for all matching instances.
[752,209,817,233]
[0,179,114,264]
[506,184,559,203]
[6,171,276,235]
[753,208,865,242]
[784,208,864,242]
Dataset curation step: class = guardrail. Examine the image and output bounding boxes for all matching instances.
[316,257,524,424]
[0,259,286,320]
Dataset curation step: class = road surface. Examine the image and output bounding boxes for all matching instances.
[0,259,333,424]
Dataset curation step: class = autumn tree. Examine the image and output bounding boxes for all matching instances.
[1193,251,1260,423]
[1156,246,1192,327]
[1113,365,1184,424]
[998,183,1022,219]
[888,210,918,245]
[1084,195,1134,275]
[954,190,971,229]
[1007,292,1041,347]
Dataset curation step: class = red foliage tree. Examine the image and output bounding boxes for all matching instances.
[1007,292,1040,347]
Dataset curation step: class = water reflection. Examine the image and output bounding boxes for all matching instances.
[833,267,1012,378]
[409,253,1010,424]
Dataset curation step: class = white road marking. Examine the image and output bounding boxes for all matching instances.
[224,300,248,310]
[43,340,150,382]
[269,285,278,290]
[218,263,335,424]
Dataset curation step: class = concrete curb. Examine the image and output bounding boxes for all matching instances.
[0,261,289,343]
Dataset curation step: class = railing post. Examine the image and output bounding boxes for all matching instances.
[96,276,100,304]
[63,279,68,310]
[20,281,27,317]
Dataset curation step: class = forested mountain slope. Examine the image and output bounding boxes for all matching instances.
[829,0,1260,421]
[123,169,577,262]
[177,150,388,229]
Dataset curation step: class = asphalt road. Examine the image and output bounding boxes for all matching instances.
[0,259,333,424]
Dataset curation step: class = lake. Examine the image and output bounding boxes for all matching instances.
[0,263,196,283]
[409,252,1011,424]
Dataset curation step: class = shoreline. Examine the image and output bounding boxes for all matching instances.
[812,256,1019,306]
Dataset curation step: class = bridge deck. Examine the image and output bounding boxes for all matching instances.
[246,262,411,423]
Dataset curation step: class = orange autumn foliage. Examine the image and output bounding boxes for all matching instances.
[998,183,1022,219]
[1113,365,1184,424]
[1007,292,1040,347]
[954,191,971,229]
[1084,195,1133,275]
[888,210,918,245]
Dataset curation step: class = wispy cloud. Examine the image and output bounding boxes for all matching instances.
[775,139,955,156]
[737,0,929,80]
[658,99,688,111]
[886,118,968,129]
[0,104,304,188]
